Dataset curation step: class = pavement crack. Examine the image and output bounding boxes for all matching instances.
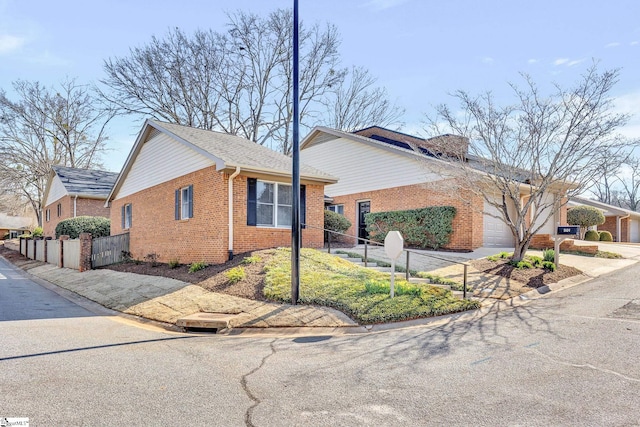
[529,348,640,383]
[242,339,277,427]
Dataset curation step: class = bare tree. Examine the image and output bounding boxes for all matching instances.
[425,65,629,261]
[618,155,640,211]
[0,78,113,225]
[323,66,404,132]
[589,148,626,205]
[100,9,402,154]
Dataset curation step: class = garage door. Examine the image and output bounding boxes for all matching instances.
[483,200,515,247]
[631,219,640,243]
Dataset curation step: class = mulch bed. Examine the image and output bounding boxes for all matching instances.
[103,249,276,301]
[470,258,582,288]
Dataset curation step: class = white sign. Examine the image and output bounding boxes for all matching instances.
[384,231,404,298]
[384,231,404,260]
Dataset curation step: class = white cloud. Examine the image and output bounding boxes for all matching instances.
[361,0,410,11]
[481,56,494,64]
[25,50,70,67]
[631,41,639,46]
[605,42,621,48]
[553,57,585,67]
[528,58,538,64]
[0,34,25,54]
[614,91,640,140]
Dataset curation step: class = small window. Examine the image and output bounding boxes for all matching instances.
[57,203,61,217]
[123,203,132,229]
[255,181,292,227]
[45,209,50,222]
[327,204,344,215]
[175,185,193,220]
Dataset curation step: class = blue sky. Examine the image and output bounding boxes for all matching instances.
[1,0,639,172]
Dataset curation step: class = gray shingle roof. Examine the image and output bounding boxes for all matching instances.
[53,166,118,198]
[154,121,336,181]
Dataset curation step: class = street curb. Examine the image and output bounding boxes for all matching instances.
[0,252,624,338]
[0,255,184,334]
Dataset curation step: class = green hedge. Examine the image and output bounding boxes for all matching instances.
[584,230,600,241]
[599,230,613,241]
[365,206,456,249]
[324,210,351,233]
[55,216,111,239]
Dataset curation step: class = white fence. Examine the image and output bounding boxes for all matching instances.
[62,239,80,270]
[27,239,35,259]
[35,240,46,262]
[46,240,59,265]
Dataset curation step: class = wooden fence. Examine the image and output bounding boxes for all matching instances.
[91,233,130,268]
[63,240,81,270]
[46,240,59,265]
[35,240,46,262]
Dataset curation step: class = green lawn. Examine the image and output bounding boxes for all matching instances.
[264,248,479,324]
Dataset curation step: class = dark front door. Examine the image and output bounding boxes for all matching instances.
[358,201,370,243]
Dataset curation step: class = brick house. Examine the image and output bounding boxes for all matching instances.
[569,196,640,243]
[42,166,118,238]
[300,126,568,250]
[105,120,337,264]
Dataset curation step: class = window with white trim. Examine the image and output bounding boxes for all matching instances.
[175,185,193,220]
[123,203,132,229]
[327,204,344,215]
[256,181,292,227]
[45,209,50,222]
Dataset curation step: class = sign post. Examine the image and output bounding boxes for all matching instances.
[554,226,580,266]
[384,231,404,298]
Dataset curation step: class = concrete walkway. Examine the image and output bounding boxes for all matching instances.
[4,241,639,330]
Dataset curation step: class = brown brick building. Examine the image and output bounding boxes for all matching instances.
[106,120,336,265]
[301,126,568,250]
[41,166,118,238]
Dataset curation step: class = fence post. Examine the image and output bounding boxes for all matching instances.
[364,241,368,268]
[405,251,410,281]
[463,263,468,299]
[78,233,92,272]
[327,231,331,254]
[58,235,69,268]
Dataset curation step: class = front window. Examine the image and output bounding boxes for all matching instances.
[257,181,292,227]
[124,204,132,229]
[327,204,344,215]
[181,187,190,220]
[57,203,61,217]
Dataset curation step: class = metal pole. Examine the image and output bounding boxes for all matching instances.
[463,263,468,299]
[327,231,331,254]
[291,0,300,305]
[405,251,410,281]
[364,241,368,267]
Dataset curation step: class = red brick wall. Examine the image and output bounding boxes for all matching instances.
[43,196,110,238]
[599,217,617,241]
[110,166,325,265]
[329,180,484,250]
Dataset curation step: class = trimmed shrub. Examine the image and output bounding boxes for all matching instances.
[584,230,600,241]
[599,230,613,241]
[32,227,43,238]
[55,216,110,239]
[365,206,456,249]
[567,206,605,238]
[324,210,351,233]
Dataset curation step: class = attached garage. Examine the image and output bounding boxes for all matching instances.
[483,200,515,247]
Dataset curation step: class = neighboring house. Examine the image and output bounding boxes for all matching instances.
[105,120,337,264]
[42,166,118,238]
[569,196,640,243]
[0,213,34,239]
[300,126,568,250]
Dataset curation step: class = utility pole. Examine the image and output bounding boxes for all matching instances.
[291,0,300,305]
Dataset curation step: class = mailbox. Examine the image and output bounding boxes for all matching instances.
[557,226,580,235]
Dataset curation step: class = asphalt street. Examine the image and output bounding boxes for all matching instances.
[1,256,639,426]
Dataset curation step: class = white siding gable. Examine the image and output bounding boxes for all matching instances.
[116,132,215,199]
[45,175,68,206]
[300,137,442,196]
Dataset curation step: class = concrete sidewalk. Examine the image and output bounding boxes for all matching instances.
[4,241,639,331]
[20,263,357,329]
